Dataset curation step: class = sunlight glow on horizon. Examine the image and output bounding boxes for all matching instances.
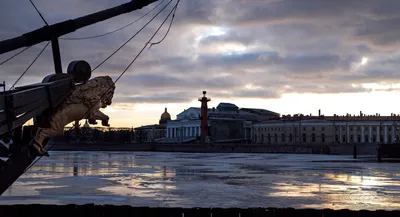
[95,90,400,128]
[362,82,400,90]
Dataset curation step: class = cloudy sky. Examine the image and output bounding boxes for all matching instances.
[1,0,400,127]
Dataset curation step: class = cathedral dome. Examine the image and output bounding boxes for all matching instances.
[159,108,171,124]
[161,108,171,119]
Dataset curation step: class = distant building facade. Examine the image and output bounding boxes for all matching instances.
[134,108,170,142]
[134,124,166,143]
[209,118,252,142]
[163,107,201,143]
[162,96,279,143]
[253,112,400,145]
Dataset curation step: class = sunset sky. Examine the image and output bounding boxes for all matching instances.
[1,0,400,128]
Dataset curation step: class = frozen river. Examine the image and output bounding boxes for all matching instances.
[1,151,399,210]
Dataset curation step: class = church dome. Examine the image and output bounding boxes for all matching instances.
[161,108,171,119]
[159,108,171,124]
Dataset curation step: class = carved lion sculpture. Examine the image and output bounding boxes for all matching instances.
[31,76,115,156]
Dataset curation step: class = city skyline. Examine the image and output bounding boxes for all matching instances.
[1,0,399,127]
[104,90,399,128]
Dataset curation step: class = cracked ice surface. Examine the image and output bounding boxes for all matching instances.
[1,151,400,210]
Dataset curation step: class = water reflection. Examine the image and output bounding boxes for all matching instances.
[269,173,400,210]
[73,165,78,177]
[0,152,399,210]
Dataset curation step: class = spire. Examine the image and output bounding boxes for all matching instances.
[165,107,167,112]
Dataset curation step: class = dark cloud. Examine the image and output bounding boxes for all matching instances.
[260,54,353,75]
[172,0,218,26]
[216,0,400,51]
[115,95,191,104]
[283,84,370,94]
[218,0,361,26]
[198,52,266,67]
[352,16,400,50]
[114,87,281,104]
[114,90,204,104]
[235,89,280,99]
[115,73,243,96]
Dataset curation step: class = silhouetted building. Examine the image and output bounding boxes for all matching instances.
[134,108,168,142]
[160,91,279,143]
[253,111,400,145]
[134,124,165,143]
[209,118,252,143]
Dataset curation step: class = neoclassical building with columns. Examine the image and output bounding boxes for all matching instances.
[252,112,400,145]
[162,102,279,143]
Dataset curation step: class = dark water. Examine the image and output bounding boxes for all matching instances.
[1,151,399,210]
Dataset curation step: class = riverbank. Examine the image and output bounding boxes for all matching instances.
[49,142,378,156]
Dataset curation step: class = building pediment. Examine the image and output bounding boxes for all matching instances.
[177,107,201,120]
[187,113,199,119]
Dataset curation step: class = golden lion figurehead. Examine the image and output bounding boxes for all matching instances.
[66,76,115,109]
[32,76,116,156]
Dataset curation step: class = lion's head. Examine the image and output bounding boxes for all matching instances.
[66,76,115,109]
[96,76,115,108]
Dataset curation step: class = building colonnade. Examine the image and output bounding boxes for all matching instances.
[253,121,400,145]
[165,125,201,138]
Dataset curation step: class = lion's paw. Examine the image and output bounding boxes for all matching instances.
[88,119,98,125]
[102,119,110,127]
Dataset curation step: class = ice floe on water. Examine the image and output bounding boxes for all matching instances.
[1,151,400,210]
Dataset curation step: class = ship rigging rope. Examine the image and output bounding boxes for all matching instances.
[9,0,171,91]
[0,46,32,66]
[0,0,163,67]
[148,1,177,50]
[0,0,47,66]
[29,0,49,26]
[60,0,166,41]
[114,0,179,84]
[90,0,174,72]
[24,0,180,172]
[9,41,50,90]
